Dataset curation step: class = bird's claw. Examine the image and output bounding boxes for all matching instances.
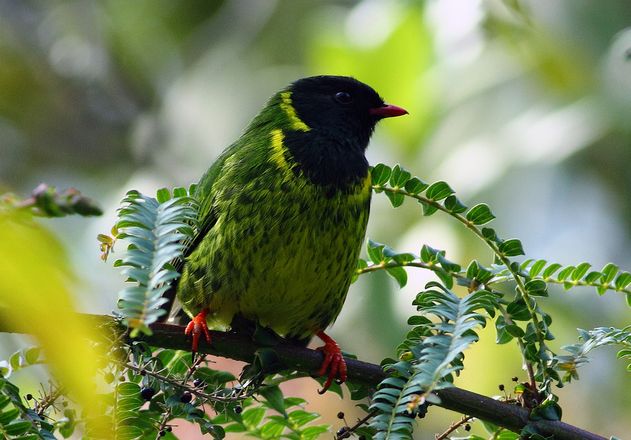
[185,309,211,355]
[315,331,347,394]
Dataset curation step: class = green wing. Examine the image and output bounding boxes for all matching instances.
[161,145,235,319]
[181,144,237,266]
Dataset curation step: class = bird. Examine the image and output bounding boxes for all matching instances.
[175,75,407,392]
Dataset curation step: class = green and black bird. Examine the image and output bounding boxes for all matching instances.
[176,75,407,391]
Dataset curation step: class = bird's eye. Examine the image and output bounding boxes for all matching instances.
[334,91,353,104]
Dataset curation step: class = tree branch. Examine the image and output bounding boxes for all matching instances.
[0,314,607,440]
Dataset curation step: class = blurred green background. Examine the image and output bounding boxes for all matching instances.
[1,0,630,438]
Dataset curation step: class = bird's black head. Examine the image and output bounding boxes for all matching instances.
[288,75,407,149]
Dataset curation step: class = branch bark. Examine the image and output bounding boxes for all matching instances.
[1,314,607,440]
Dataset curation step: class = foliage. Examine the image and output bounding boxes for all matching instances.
[0,184,102,218]
[0,210,107,436]
[108,187,198,336]
[369,283,497,439]
[1,162,630,439]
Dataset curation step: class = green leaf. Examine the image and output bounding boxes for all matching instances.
[172,187,187,198]
[542,263,562,279]
[386,266,408,288]
[530,400,562,421]
[437,254,461,273]
[505,324,525,338]
[481,227,499,243]
[495,317,514,344]
[615,272,631,290]
[389,164,412,188]
[5,420,33,436]
[524,279,548,297]
[420,245,439,263]
[499,239,524,257]
[507,299,531,321]
[601,263,619,283]
[260,385,286,417]
[117,382,141,396]
[300,425,330,440]
[24,347,41,365]
[529,259,547,277]
[9,352,21,370]
[444,195,467,214]
[260,420,285,438]
[404,177,428,194]
[385,191,405,208]
[367,240,385,264]
[557,265,575,282]
[435,270,454,289]
[288,410,319,428]
[466,260,479,279]
[242,407,266,430]
[425,181,454,201]
[466,203,495,225]
[371,164,392,186]
[156,188,171,203]
[571,262,591,281]
[0,407,20,425]
[583,271,602,284]
[420,201,438,216]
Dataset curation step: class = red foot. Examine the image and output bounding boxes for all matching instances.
[315,331,347,394]
[184,309,211,353]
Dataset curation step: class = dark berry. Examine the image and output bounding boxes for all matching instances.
[140,387,155,401]
[139,370,146,376]
[234,405,243,414]
[417,403,429,419]
[193,378,204,388]
[499,384,505,391]
[336,411,345,419]
[180,391,192,404]
[26,394,33,401]
[512,376,519,382]
[358,436,366,440]
[465,423,471,431]
[158,430,166,437]
[166,426,172,432]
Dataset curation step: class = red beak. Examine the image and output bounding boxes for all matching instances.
[369,104,408,118]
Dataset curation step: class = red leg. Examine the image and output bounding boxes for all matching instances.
[184,309,211,354]
[315,331,347,394]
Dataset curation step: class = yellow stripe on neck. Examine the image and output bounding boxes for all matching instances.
[346,173,372,203]
[270,129,295,174]
[280,91,310,132]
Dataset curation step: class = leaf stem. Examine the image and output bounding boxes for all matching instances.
[435,414,474,440]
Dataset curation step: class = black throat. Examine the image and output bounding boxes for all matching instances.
[282,129,369,191]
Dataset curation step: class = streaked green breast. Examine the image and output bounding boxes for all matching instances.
[178,129,371,339]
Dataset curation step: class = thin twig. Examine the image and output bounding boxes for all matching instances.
[435,415,474,440]
[335,409,378,440]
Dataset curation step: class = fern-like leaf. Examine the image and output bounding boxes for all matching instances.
[369,283,497,439]
[114,189,198,336]
[555,325,631,382]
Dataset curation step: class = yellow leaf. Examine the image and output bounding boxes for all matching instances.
[0,213,107,435]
